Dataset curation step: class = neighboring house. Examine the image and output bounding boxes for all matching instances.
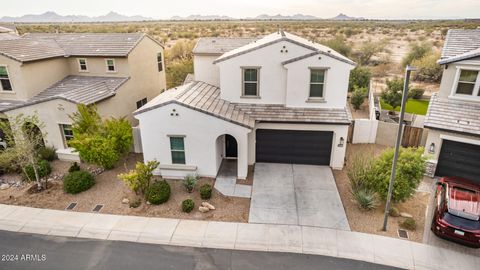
[0,23,19,41]
[0,33,166,160]
[135,31,355,179]
[423,29,480,183]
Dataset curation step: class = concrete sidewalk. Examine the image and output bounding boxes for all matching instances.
[0,204,477,270]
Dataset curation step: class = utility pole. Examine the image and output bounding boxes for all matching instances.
[382,65,416,231]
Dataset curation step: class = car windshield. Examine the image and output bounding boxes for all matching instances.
[443,212,480,231]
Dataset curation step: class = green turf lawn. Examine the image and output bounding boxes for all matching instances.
[380,99,430,115]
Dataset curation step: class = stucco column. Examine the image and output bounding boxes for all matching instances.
[237,132,249,180]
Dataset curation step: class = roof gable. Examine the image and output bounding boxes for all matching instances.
[439,29,480,65]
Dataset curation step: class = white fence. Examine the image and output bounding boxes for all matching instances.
[132,126,143,153]
[352,90,378,144]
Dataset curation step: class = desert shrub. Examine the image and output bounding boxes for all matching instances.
[183,175,198,193]
[200,184,213,200]
[408,88,425,99]
[366,147,426,203]
[119,160,159,195]
[166,58,193,88]
[349,66,371,91]
[352,189,379,210]
[68,162,81,173]
[381,78,404,110]
[37,146,57,161]
[129,198,141,208]
[411,52,442,83]
[347,153,373,192]
[23,159,51,181]
[353,39,389,66]
[321,35,352,57]
[401,42,432,67]
[145,180,171,204]
[400,217,416,230]
[182,199,195,213]
[63,170,95,194]
[389,206,401,217]
[350,87,368,110]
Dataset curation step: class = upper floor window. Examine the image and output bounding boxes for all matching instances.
[136,97,148,109]
[170,136,185,164]
[0,66,12,91]
[242,68,259,97]
[78,59,88,72]
[310,69,325,98]
[157,53,163,72]
[106,59,116,72]
[455,69,479,96]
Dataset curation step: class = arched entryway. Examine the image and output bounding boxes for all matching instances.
[215,134,239,178]
[23,122,45,149]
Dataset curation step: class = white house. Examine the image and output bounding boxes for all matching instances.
[423,29,480,183]
[134,31,356,179]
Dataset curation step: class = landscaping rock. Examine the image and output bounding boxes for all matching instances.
[146,201,151,205]
[0,183,10,190]
[202,202,215,210]
[199,206,210,213]
[122,198,130,204]
[400,212,413,218]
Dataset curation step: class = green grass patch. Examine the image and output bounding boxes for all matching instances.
[380,99,429,115]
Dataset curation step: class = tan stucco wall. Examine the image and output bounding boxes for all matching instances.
[96,36,166,124]
[67,57,130,77]
[0,56,69,101]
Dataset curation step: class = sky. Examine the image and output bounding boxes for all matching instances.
[1,0,479,19]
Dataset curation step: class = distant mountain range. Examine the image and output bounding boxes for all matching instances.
[0,11,152,23]
[0,11,365,23]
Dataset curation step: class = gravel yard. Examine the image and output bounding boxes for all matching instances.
[0,153,250,223]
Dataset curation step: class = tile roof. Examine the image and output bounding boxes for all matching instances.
[135,81,351,128]
[424,93,480,136]
[193,37,257,55]
[1,75,129,112]
[439,29,480,64]
[0,99,26,112]
[213,31,356,66]
[0,38,65,62]
[0,33,20,41]
[0,23,16,33]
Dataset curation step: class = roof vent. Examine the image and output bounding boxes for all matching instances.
[0,102,11,106]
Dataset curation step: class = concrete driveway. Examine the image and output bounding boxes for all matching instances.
[249,163,350,230]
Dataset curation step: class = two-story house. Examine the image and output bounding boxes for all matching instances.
[423,29,480,183]
[134,31,355,179]
[0,33,166,160]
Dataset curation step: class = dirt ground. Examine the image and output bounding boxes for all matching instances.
[333,143,430,242]
[0,153,250,223]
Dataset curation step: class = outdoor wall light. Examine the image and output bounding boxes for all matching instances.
[338,137,345,147]
[428,143,435,154]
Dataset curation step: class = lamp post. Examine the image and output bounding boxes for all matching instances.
[382,65,416,231]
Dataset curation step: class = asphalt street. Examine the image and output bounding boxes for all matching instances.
[0,230,402,270]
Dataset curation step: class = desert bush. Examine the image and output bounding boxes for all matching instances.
[400,217,416,230]
[401,42,432,67]
[129,198,141,208]
[182,199,195,213]
[166,58,194,88]
[37,146,57,161]
[353,39,389,66]
[408,88,425,99]
[200,184,213,200]
[349,66,371,91]
[411,52,442,83]
[119,160,159,195]
[350,87,368,111]
[183,175,198,193]
[63,170,95,194]
[381,78,404,110]
[23,159,51,181]
[352,189,379,210]
[68,162,81,173]
[321,35,352,57]
[145,180,171,204]
[389,206,401,217]
[347,153,374,192]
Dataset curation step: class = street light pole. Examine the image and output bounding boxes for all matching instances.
[382,65,416,232]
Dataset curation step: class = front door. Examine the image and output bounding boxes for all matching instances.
[225,135,238,158]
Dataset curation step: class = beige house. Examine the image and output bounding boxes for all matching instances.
[0,33,166,160]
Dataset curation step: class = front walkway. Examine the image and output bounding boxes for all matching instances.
[249,163,349,230]
[0,204,477,270]
[214,160,252,198]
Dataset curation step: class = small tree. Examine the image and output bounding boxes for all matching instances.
[401,42,432,67]
[349,66,371,91]
[0,114,47,190]
[321,35,352,57]
[119,160,159,195]
[350,87,368,111]
[353,39,389,66]
[411,52,442,83]
[381,78,404,111]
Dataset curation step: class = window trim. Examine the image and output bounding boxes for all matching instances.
[136,97,148,109]
[157,52,163,72]
[168,135,186,165]
[105,58,116,73]
[450,66,480,101]
[241,67,260,98]
[59,123,74,148]
[0,65,14,92]
[77,58,88,72]
[307,67,328,101]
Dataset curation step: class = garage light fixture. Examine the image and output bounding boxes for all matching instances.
[428,143,435,154]
[338,137,344,147]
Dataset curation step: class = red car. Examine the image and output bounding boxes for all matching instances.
[431,177,480,248]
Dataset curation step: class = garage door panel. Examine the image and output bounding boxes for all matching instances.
[436,140,480,183]
[256,129,333,165]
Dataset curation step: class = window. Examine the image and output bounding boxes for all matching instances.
[157,52,163,72]
[242,68,259,96]
[105,59,116,72]
[136,97,148,109]
[310,69,325,98]
[60,124,74,147]
[170,137,185,164]
[0,66,12,91]
[78,59,88,72]
[455,69,479,96]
